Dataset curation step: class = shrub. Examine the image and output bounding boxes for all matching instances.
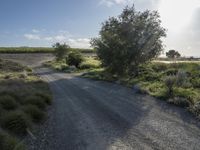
[79,57,101,69]
[190,102,200,117]
[173,88,199,104]
[142,72,161,81]
[0,95,18,110]
[66,51,84,68]
[168,97,191,108]
[176,70,188,87]
[164,76,176,97]
[34,93,52,105]
[1,111,30,135]
[151,63,168,72]
[22,105,46,123]
[191,78,200,88]
[0,131,25,150]
[24,96,46,110]
[165,69,178,76]
[53,43,70,61]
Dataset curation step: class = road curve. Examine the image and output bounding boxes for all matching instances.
[27,67,200,150]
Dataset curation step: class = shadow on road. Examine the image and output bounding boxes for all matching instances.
[27,68,200,150]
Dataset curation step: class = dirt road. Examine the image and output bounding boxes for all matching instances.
[1,54,200,150]
[25,67,200,150]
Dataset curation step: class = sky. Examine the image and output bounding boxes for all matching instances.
[0,0,200,56]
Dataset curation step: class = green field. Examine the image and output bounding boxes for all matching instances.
[0,47,95,54]
[0,59,52,150]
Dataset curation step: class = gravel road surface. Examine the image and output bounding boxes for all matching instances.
[26,67,200,150]
[1,54,200,150]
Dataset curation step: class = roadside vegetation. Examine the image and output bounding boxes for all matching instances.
[0,59,52,150]
[43,5,200,119]
[76,6,200,119]
[82,5,200,118]
[44,43,100,73]
[82,63,200,117]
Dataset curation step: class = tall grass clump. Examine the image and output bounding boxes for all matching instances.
[164,76,176,97]
[0,131,25,150]
[0,95,18,110]
[22,105,46,123]
[0,111,30,135]
[24,96,46,110]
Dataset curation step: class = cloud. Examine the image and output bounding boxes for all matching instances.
[23,29,91,48]
[99,0,132,7]
[24,34,40,40]
[43,36,91,48]
[67,38,91,48]
[54,35,67,41]
[32,29,40,33]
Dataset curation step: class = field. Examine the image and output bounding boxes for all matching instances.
[0,47,95,54]
[0,59,52,150]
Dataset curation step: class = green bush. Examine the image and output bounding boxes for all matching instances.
[190,102,200,117]
[24,96,46,110]
[142,72,161,81]
[80,63,97,69]
[191,78,200,88]
[168,97,191,108]
[0,131,25,150]
[34,93,52,105]
[165,69,178,75]
[0,95,18,110]
[79,57,100,69]
[173,88,200,104]
[66,51,84,68]
[22,105,46,123]
[1,111,30,135]
[151,63,168,72]
[53,43,70,61]
[164,76,176,97]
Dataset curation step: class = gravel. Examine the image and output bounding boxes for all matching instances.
[26,67,200,150]
[1,54,200,150]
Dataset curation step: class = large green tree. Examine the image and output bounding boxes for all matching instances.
[166,50,181,59]
[91,5,166,75]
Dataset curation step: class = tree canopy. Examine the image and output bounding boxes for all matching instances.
[53,43,70,61]
[91,5,166,75]
[166,50,181,59]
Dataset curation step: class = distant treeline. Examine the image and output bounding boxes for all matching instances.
[0,47,95,54]
[156,57,200,61]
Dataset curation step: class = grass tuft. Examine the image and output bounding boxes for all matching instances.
[24,96,46,110]
[22,105,46,123]
[0,111,30,135]
[0,131,25,150]
[0,95,18,110]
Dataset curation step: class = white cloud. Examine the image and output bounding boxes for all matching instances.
[54,35,67,42]
[99,0,132,7]
[67,38,91,48]
[44,37,53,41]
[43,36,91,48]
[32,29,40,33]
[24,34,40,40]
[23,29,91,48]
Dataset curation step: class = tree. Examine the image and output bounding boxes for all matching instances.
[166,50,181,59]
[66,51,83,68]
[91,5,166,75]
[53,43,70,61]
